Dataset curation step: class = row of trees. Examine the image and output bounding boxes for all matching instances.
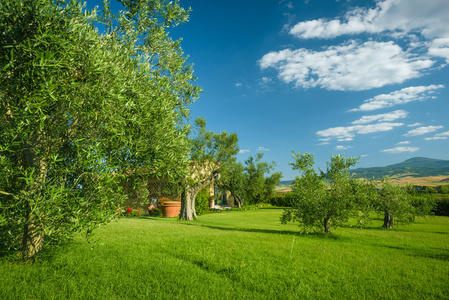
[281,152,435,235]
[218,153,282,207]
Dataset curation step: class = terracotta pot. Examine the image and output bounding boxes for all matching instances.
[161,201,181,218]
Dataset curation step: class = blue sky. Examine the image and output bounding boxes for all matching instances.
[90,0,449,180]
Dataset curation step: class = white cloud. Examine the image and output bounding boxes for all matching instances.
[408,122,423,127]
[436,130,449,137]
[336,145,350,150]
[424,136,447,140]
[424,130,449,140]
[349,85,444,112]
[404,125,444,136]
[239,149,250,154]
[316,122,404,141]
[259,41,434,91]
[396,141,411,145]
[235,83,243,87]
[428,38,449,62]
[382,146,420,153]
[257,146,270,151]
[351,110,408,125]
[289,0,449,40]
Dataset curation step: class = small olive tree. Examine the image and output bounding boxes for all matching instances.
[374,178,433,228]
[281,152,370,234]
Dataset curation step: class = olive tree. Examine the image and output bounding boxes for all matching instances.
[281,152,369,234]
[179,117,239,220]
[0,0,199,259]
[375,178,422,228]
[218,161,246,208]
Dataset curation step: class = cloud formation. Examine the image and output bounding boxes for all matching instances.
[257,146,270,151]
[350,85,444,112]
[381,146,420,153]
[259,41,434,91]
[289,0,449,40]
[351,110,408,125]
[424,130,449,140]
[336,145,350,150]
[404,125,444,136]
[239,149,250,154]
[317,122,404,142]
[261,0,449,91]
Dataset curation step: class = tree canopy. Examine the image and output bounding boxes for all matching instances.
[281,152,369,234]
[0,0,200,259]
[179,117,239,220]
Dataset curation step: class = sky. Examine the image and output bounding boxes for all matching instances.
[89,0,449,180]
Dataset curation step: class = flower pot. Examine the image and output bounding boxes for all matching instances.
[161,201,181,218]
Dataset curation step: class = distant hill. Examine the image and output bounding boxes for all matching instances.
[350,157,449,179]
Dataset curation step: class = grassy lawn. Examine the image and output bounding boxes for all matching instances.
[1,208,448,299]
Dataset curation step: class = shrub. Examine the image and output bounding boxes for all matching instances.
[195,187,210,216]
[122,208,142,218]
[270,192,296,207]
[434,197,449,216]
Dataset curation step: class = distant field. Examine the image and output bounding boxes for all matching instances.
[390,175,449,186]
[276,175,449,192]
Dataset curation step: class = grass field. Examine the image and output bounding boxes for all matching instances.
[1,209,449,299]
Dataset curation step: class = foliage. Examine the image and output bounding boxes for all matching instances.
[218,161,246,207]
[179,117,239,220]
[121,208,142,218]
[433,196,449,216]
[281,152,371,234]
[244,153,282,204]
[0,0,199,259]
[194,186,210,216]
[270,192,296,207]
[373,178,429,228]
[218,153,282,207]
[148,207,162,216]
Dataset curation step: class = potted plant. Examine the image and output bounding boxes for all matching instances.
[159,197,181,218]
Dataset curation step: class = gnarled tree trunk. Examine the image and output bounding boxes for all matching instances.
[179,171,221,220]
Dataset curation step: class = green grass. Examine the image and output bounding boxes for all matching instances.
[1,209,449,299]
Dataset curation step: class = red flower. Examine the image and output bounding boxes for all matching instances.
[127,208,133,212]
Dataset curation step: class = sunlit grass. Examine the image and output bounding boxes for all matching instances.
[1,209,448,299]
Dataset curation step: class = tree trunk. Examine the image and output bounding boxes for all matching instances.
[179,189,195,220]
[235,195,242,208]
[21,141,46,260]
[383,210,394,228]
[21,206,44,260]
[323,217,331,235]
[179,171,221,220]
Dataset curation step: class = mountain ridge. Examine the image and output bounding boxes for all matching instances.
[350,157,449,179]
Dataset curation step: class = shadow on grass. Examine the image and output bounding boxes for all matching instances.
[178,222,344,240]
[374,244,449,262]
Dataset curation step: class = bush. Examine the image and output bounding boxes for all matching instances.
[434,197,449,216]
[270,192,296,207]
[122,208,142,218]
[195,187,210,216]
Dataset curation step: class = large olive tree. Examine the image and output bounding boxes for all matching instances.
[0,0,200,259]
